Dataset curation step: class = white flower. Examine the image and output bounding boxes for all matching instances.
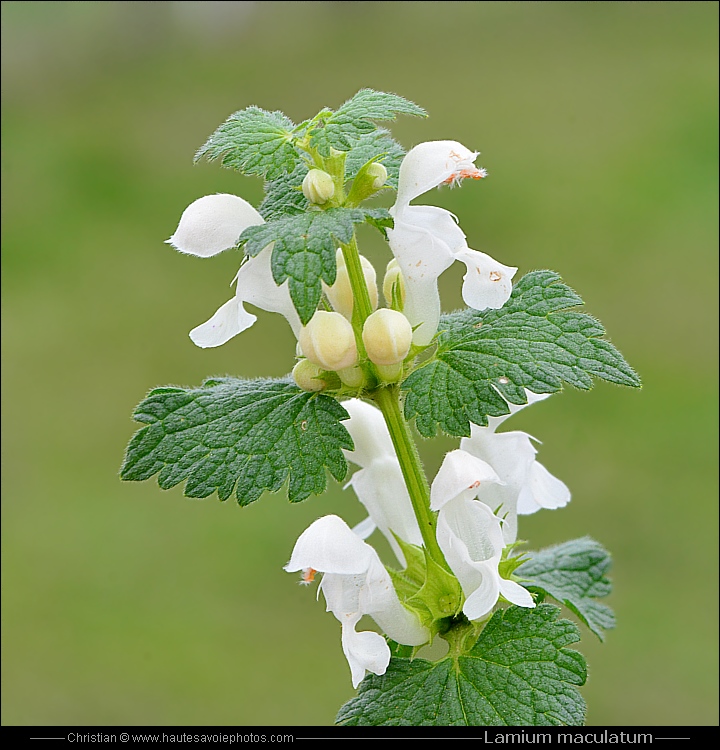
[430,450,535,621]
[387,141,517,345]
[167,193,300,348]
[285,515,429,688]
[461,391,571,545]
[341,399,423,566]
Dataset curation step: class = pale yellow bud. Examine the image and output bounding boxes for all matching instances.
[375,362,403,383]
[292,359,327,392]
[299,311,358,371]
[337,364,366,389]
[367,162,388,190]
[302,169,335,205]
[325,248,378,320]
[382,259,406,311]
[362,308,412,366]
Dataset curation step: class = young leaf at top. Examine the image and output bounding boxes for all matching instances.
[402,270,641,437]
[194,107,299,181]
[336,605,587,727]
[258,161,310,221]
[309,89,426,156]
[518,537,615,640]
[345,128,406,189]
[239,207,393,324]
[121,377,352,505]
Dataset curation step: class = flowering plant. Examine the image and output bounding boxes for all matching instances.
[121,90,640,726]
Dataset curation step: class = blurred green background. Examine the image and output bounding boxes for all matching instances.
[2,1,717,727]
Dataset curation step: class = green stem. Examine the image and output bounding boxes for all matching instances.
[372,385,448,570]
[340,234,447,570]
[340,236,376,385]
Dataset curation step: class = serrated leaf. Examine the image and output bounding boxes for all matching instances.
[258,161,310,221]
[336,604,586,726]
[345,128,406,189]
[518,538,615,640]
[309,89,426,156]
[402,270,641,437]
[120,377,352,505]
[239,208,393,324]
[194,107,299,180]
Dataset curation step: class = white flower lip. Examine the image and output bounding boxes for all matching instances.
[167,193,300,348]
[430,453,535,621]
[461,389,570,545]
[387,141,516,346]
[167,193,261,258]
[285,514,428,688]
[341,399,423,566]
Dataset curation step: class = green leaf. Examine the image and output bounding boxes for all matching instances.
[309,89,426,156]
[345,128,406,189]
[258,161,310,221]
[518,538,615,640]
[402,270,641,437]
[336,604,587,726]
[120,377,352,505]
[239,207,393,324]
[194,107,299,180]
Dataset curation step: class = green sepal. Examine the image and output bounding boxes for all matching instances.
[345,156,389,206]
[406,551,464,627]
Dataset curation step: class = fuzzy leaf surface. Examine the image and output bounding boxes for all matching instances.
[121,377,352,504]
[309,89,425,156]
[519,538,615,640]
[344,128,406,189]
[402,270,641,437]
[258,161,310,221]
[194,107,299,180]
[239,208,393,324]
[336,605,586,726]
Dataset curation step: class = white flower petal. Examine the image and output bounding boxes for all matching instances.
[430,449,502,511]
[233,245,301,337]
[498,576,536,609]
[395,140,481,207]
[189,297,257,348]
[339,614,391,688]
[341,399,395,468]
[461,430,537,546]
[462,564,501,621]
[455,248,517,311]
[284,515,374,576]
[348,457,423,566]
[167,194,263,257]
[517,461,571,514]
[351,515,377,540]
[486,389,551,431]
[386,208,457,346]
[436,499,504,620]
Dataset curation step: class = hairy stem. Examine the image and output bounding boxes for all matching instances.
[372,385,448,570]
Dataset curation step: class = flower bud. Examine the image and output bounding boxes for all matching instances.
[292,359,327,392]
[375,362,403,383]
[325,248,378,320]
[367,162,388,190]
[337,364,366,389]
[299,311,358,371]
[302,169,335,205]
[382,259,406,311]
[362,308,412,366]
